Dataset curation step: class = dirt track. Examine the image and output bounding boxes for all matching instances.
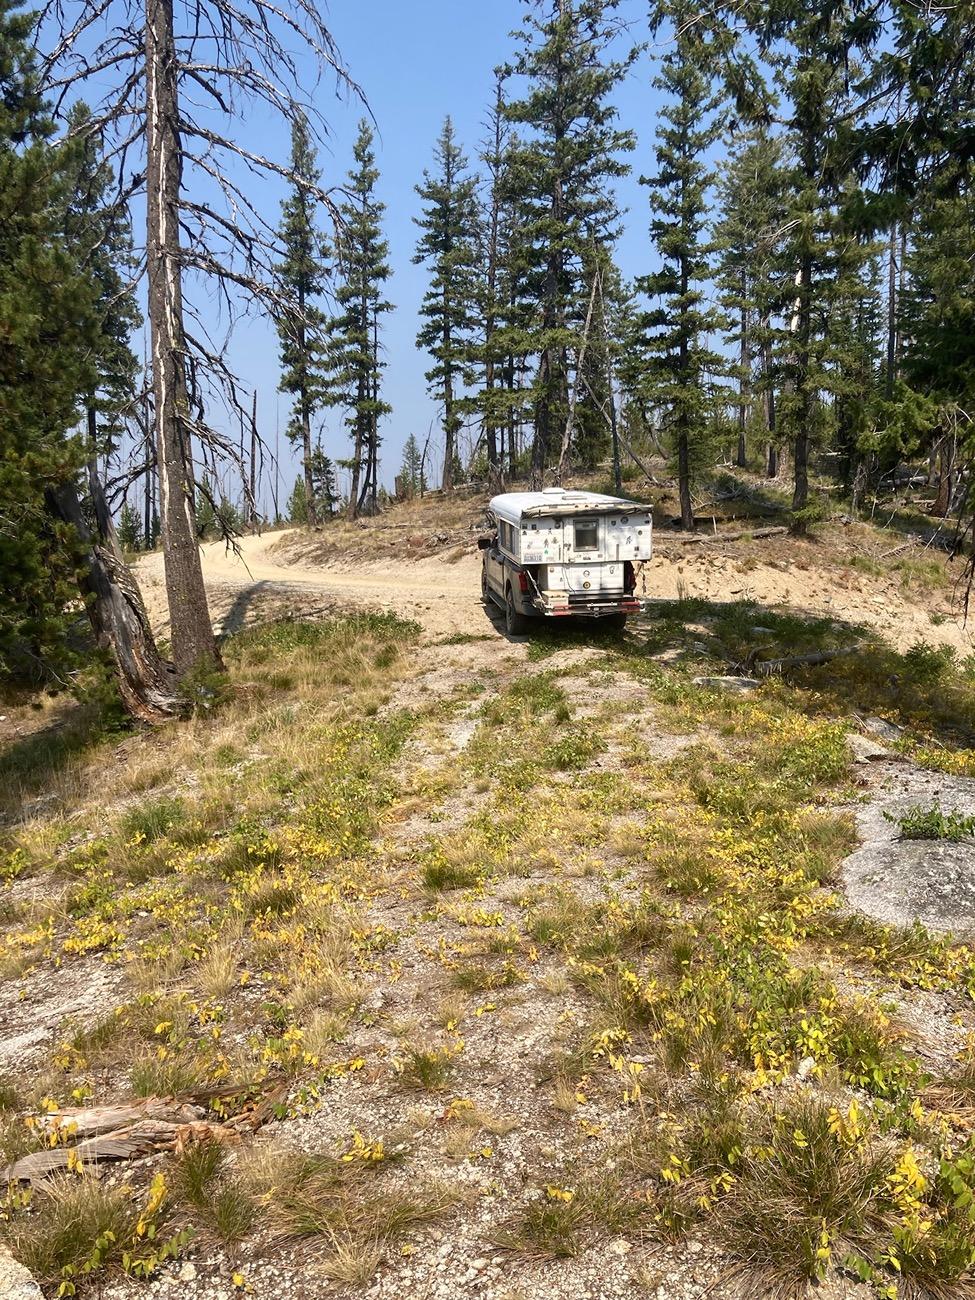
[136,530,487,640]
[135,528,974,652]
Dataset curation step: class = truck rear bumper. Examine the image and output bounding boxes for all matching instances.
[531,595,643,619]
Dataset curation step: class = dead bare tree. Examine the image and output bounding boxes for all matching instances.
[40,0,361,676]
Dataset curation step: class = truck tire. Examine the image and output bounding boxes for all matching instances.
[505,586,528,636]
[481,565,491,603]
[604,612,628,632]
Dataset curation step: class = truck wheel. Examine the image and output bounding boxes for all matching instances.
[481,565,491,603]
[604,612,628,632]
[505,586,528,636]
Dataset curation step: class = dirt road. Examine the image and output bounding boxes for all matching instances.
[136,530,487,640]
[135,528,973,651]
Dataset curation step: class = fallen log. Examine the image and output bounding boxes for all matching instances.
[3,1119,244,1183]
[750,645,862,677]
[35,1098,206,1141]
[676,525,790,545]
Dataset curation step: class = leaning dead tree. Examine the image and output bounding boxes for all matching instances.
[40,0,360,677]
[46,474,181,723]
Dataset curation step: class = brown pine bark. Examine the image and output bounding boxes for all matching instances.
[677,251,694,531]
[735,291,749,468]
[297,285,318,527]
[146,0,221,676]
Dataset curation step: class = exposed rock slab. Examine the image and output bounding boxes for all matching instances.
[843,759,975,934]
[0,1248,42,1300]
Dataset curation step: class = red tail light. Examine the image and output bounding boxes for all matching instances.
[518,571,530,594]
[623,561,635,593]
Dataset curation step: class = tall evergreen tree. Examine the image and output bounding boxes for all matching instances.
[477,72,512,485]
[713,125,787,473]
[1,0,178,718]
[277,112,328,527]
[117,501,142,552]
[505,0,635,483]
[0,0,93,685]
[308,441,339,517]
[822,204,885,496]
[400,434,424,495]
[413,117,481,491]
[639,0,726,530]
[62,102,141,467]
[900,164,975,517]
[326,121,393,519]
[747,0,879,518]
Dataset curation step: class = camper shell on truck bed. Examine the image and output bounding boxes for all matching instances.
[480,487,651,635]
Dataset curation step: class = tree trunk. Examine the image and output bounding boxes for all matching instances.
[791,255,812,517]
[46,480,183,722]
[599,279,622,496]
[144,463,153,549]
[885,222,897,401]
[735,293,748,468]
[932,436,955,517]
[146,0,220,675]
[556,267,599,483]
[370,310,379,513]
[761,327,778,478]
[677,430,694,530]
[296,296,318,527]
[249,390,258,532]
[442,328,454,492]
[677,251,694,531]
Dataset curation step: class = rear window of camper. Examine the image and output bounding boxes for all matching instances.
[573,520,598,550]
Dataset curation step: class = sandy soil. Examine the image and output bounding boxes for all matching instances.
[135,532,485,642]
[135,529,974,653]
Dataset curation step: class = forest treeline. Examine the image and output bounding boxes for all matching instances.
[1,0,973,716]
[385,0,975,534]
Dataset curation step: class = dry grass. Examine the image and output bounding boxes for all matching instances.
[238,1143,457,1283]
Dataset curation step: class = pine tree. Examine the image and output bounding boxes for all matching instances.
[195,475,217,539]
[822,203,885,496]
[748,0,879,519]
[287,476,308,525]
[639,0,726,530]
[117,501,142,552]
[900,165,975,517]
[413,117,481,491]
[1,0,179,717]
[277,112,328,527]
[476,72,511,484]
[308,441,339,517]
[400,434,423,495]
[326,121,393,519]
[0,0,96,685]
[713,125,787,473]
[505,0,635,483]
[62,102,141,464]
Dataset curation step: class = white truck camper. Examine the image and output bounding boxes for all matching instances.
[479,487,652,635]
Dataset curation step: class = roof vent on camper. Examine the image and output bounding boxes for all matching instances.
[541,486,566,495]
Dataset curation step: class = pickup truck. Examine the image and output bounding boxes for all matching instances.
[479,487,651,635]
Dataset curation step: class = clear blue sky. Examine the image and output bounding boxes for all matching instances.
[192,0,665,512]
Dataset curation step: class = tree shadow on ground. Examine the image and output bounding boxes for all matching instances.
[0,701,104,826]
[216,580,276,637]
[530,594,975,750]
